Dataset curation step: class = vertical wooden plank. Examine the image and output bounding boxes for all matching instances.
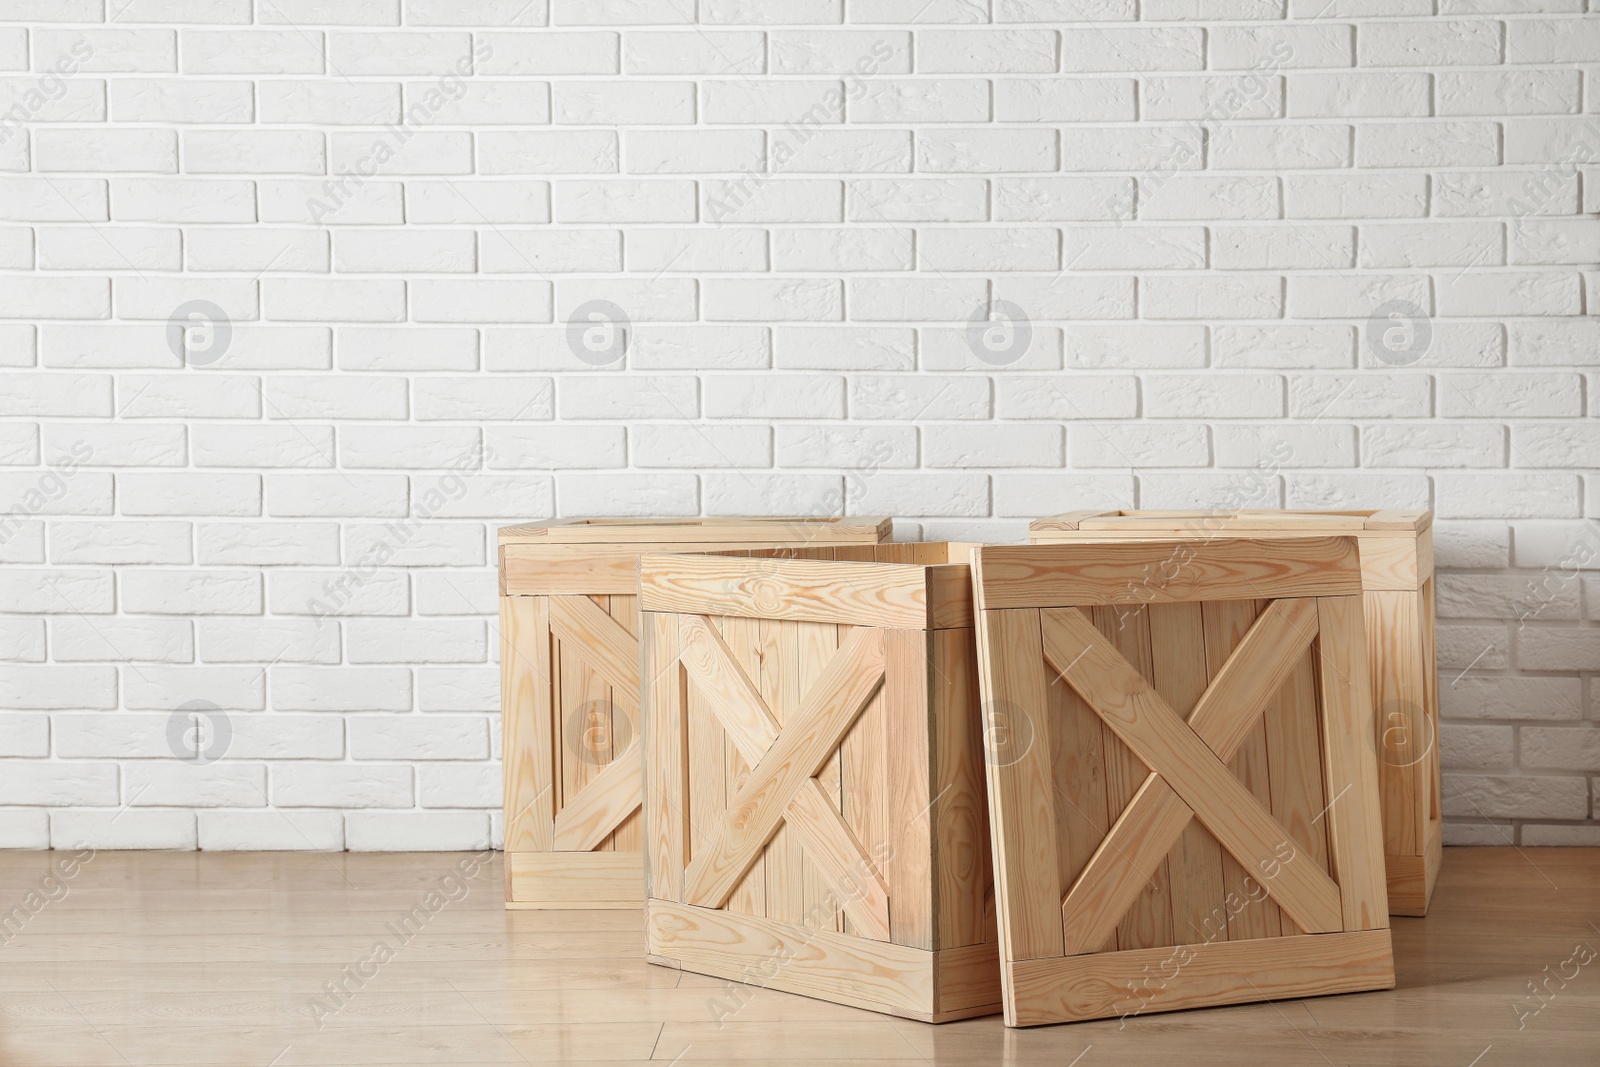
[975,607,1063,963]
[1419,575,1442,910]
[1046,641,1110,951]
[1263,648,1332,936]
[1366,589,1422,860]
[607,593,643,852]
[719,614,767,919]
[501,595,552,854]
[1318,595,1389,933]
[799,619,844,933]
[686,622,727,882]
[932,626,990,951]
[883,628,934,950]
[838,621,886,939]
[1147,602,1227,947]
[1202,598,1283,941]
[1420,576,1440,846]
[1089,605,1175,951]
[761,616,804,926]
[644,610,686,902]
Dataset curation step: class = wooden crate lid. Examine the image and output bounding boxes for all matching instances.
[639,541,980,630]
[1030,509,1431,537]
[498,515,891,546]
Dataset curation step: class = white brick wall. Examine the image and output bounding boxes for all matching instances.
[0,0,1596,850]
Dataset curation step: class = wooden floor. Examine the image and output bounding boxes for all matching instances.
[0,847,1594,1065]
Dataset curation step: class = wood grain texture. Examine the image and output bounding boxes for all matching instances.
[501,518,888,908]
[548,593,640,713]
[646,545,994,1020]
[551,738,643,852]
[1005,929,1394,1027]
[607,594,643,853]
[1029,508,1430,537]
[931,626,992,951]
[645,899,1001,1023]
[1027,510,1440,919]
[758,616,803,929]
[558,598,611,843]
[501,595,551,856]
[1317,595,1391,934]
[799,618,846,936]
[977,537,1362,609]
[1416,574,1442,911]
[1089,605,1174,953]
[1368,589,1423,860]
[973,607,1064,964]
[682,627,885,914]
[1146,602,1226,950]
[1262,644,1333,887]
[838,629,887,939]
[1061,774,1191,956]
[1201,598,1283,942]
[674,614,893,941]
[1044,629,1112,950]
[641,553,952,629]
[644,611,686,903]
[1051,599,1317,955]
[884,628,935,950]
[501,515,892,545]
[719,614,767,923]
[507,850,644,907]
[1043,609,1344,937]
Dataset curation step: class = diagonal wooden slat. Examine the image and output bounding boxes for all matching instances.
[676,614,892,941]
[678,614,779,752]
[1044,607,1345,936]
[683,626,885,915]
[1050,598,1321,953]
[549,594,640,711]
[1190,598,1322,760]
[551,737,642,852]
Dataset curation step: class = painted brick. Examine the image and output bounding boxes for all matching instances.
[0,2,1586,847]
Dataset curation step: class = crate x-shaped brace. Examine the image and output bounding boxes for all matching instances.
[547,594,642,851]
[1042,598,1349,953]
[674,615,892,941]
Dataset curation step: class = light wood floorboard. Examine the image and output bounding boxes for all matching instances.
[0,848,1593,1065]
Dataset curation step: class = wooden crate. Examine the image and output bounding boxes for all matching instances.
[638,543,1002,1023]
[972,536,1395,1027]
[1030,509,1440,917]
[499,517,890,909]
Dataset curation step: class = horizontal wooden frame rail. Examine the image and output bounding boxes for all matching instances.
[978,536,1363,609]
[639,542,978,630]
[1030,510,1432,594]
[501,516,892,545]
